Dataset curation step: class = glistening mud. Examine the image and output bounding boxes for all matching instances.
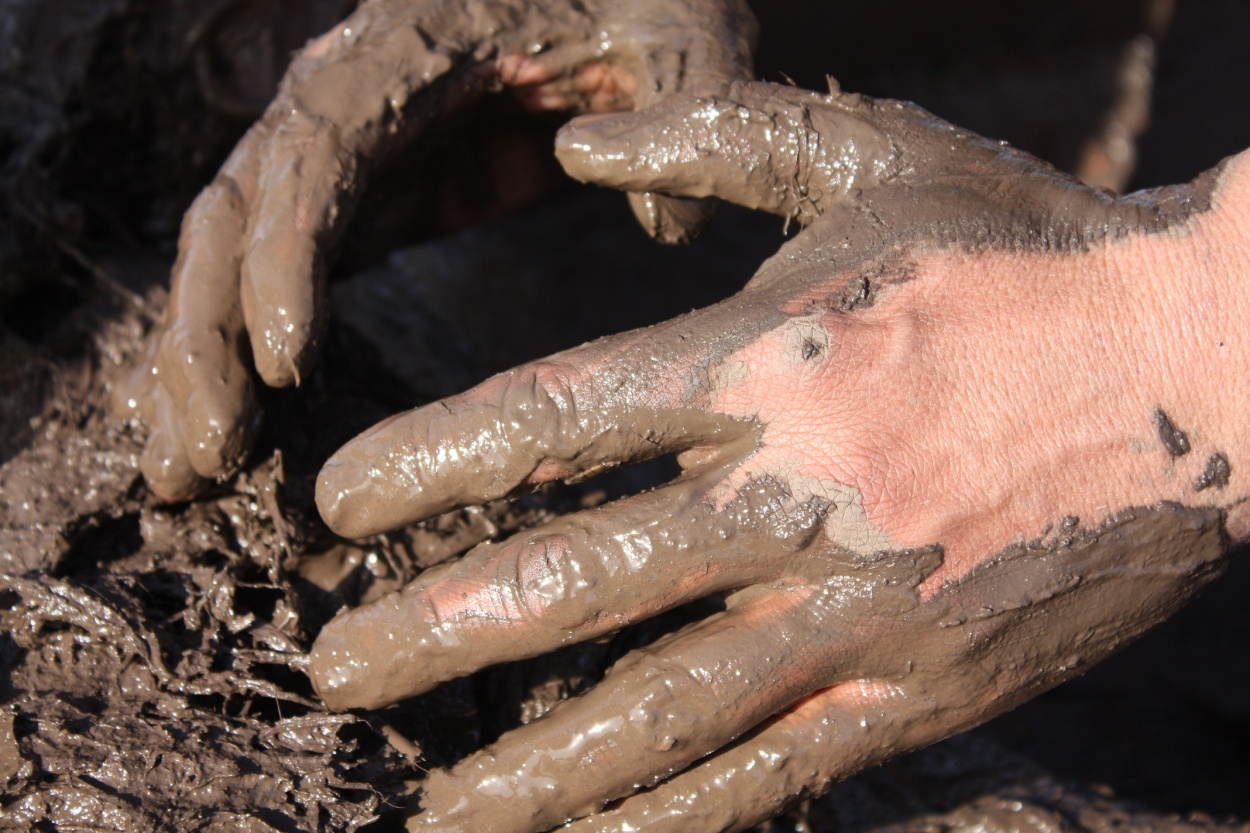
[4,0,1250,831]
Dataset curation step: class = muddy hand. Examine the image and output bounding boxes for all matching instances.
[110,0,756,500]
[310,81,1250,832]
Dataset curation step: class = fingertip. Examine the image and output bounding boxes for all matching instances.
[241,267,322,387]
[555,105,726,218]
[556,113,718,240]
[316,410,415,538]
[141,428,207,502]
[241,118,337,388]
[184,387,260,479]
[309,591,436,712]
[627,192,716,245]
[553,110,645,186]
[315,450,379,540]
[308,620,380,712]
[248,323,316,388]
[108,363,154,423]
[307,620,356,711]
[107,332,164,422]
[317,404,479,539]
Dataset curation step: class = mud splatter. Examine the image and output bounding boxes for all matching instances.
[1155,407,1191,457]
[1195,453,1232,492]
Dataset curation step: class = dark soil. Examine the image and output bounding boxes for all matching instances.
[2,1,1249,832]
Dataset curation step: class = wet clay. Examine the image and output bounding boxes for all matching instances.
[0,268,621,831]
[1155,407,1192,457]
[0,350,411,832]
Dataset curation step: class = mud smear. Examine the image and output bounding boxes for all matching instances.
[1155,407,1192,457]
[1195,453,1231,492]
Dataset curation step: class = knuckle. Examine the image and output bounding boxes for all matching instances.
[510,533,597,629]
[500,361,587,454]
[183,176,245,229]
[627,660,713,755]
[524,360,582,408]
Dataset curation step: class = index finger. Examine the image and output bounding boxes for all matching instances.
[619,0,758,244]
[238,1,481,386]
[555,82,902,228]
[314,295,783,538]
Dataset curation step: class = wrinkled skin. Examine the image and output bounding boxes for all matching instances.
[110,0,757,500]
[309,82,1250,831]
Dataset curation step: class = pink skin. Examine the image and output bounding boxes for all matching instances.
[309,82,1250,833]
[98,0,1247,823]
[711,228,1250,592]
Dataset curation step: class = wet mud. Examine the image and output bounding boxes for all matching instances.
[3,1,1250,832]
[6,186,1249,833]
[1195,454,1232,492]
[1155,407,1192,457]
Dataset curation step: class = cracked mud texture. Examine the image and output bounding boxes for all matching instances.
[2,0,1250,832]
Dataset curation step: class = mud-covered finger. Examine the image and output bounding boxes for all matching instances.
[618,0,757,244]
[239,112,343,387]
[136,125,265,493]
[409,585,844,833]
[109,334,160,422]
[309,472,834,710]
[562,681,922,833]
[315,342,753,538]
[140,384,208,502]
[237,2,495,386]
[158,137,263,477]
[556,81,901,227]
[565,507,1235,832]
[625,46,718,244]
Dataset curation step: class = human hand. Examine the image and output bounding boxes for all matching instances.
[309,81,1250,831]
[111,0,757,500]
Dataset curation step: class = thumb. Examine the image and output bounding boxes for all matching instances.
[618,0,758,243]
[556,80,899,228]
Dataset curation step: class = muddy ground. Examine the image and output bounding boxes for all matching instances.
[2,1,1250,831]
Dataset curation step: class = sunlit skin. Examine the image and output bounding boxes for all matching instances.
[707,231,1250,591]
[308,83,1250,832]
[106,0,1250,829]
